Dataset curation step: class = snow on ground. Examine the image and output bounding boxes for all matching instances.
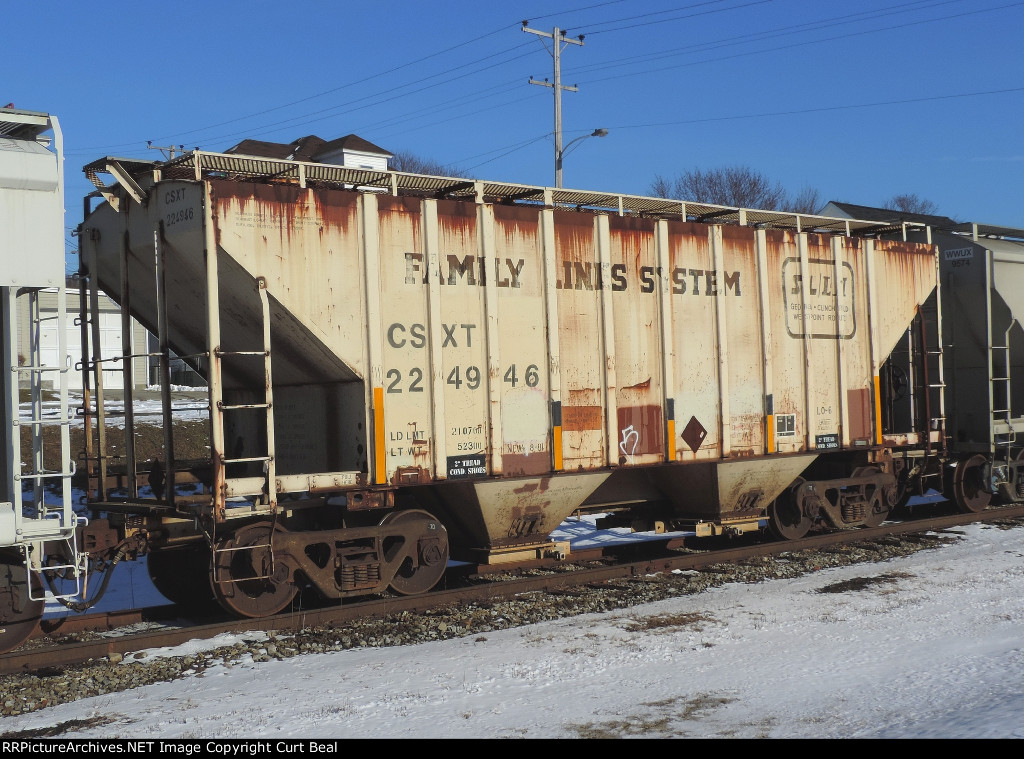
[24,387,209,429]
[9,518,1024,739]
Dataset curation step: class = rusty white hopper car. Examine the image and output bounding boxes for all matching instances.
[76,151,941,617]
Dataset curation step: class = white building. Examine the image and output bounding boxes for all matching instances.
[14,279,150,390]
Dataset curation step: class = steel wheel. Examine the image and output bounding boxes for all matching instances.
[766,479,813,541]
[148,544,219,613]
[210,522,297,618]
[0,550,44,654]
[380,509,449,595]
[951,454,992,513]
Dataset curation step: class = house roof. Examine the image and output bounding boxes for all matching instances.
[224,134,391,162]
[315,134,392,158]
[823,201,958,229]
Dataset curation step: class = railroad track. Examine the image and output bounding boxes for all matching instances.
[5,504,1024,676]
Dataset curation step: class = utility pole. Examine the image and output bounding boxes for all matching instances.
[523,21,584,188]
[147,141,185,160]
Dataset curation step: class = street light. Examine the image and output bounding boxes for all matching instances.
[555,128,608,188]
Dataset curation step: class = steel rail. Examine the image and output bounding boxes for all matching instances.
[4,504,1023,675]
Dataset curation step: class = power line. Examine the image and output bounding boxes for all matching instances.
[446,85,1022,170]
[570,0,774,36]
[461,133,554,172]
[563,1,1024,87]
[66,42,538,156]
[70,24,523,153]
[605,85,1024,131]
[568,0,968,73]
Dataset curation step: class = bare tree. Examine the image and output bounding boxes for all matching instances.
[787,185,822,214]
[389,150,463,177]
[649,174,675,199]
[648,166,791,210]
[883,193,938,215]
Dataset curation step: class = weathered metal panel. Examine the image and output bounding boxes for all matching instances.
[554,210,606,470]
[715,456,817,515]
[835,237,874,447]
[800,233,846,452]
[492,204,550,476]
[668,222,722,460]
[0,135,63,288]
[375,194,433,481]
[718,225,764,456]
[433,199,488,480]
[472,472,610,544]
[608,215,664,465]
[764,230,807,453]
[872,238,939,358]
[122,181,206,370]
[210,182,366,382]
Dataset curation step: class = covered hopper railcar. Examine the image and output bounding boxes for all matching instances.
[1,108,80,653]
[69,150,942,616]
[898,223,1024,511]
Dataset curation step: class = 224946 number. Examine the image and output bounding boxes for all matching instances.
[385,363,541,393]
[165,207,194,227]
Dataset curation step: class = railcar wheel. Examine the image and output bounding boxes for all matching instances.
[767,479,813,541]
[853,466,892,528]
[148,544,219,613]
[380,509,449,596]
[0,550,44,654]
[951,454,992,514]
[210,522,298,618]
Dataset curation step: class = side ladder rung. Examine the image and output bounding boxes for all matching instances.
[16,417,73,426]
[15,469,75,483]
[14,364,68,374]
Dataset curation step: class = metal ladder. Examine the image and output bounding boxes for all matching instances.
[912,301,946,494]
[990,320,1018,467]
[208,279,278,577]
[210,278,278,517]
[921,301,946,448]
[6,286,87,602]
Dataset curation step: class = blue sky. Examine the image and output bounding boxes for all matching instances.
[5,0,1023,260]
